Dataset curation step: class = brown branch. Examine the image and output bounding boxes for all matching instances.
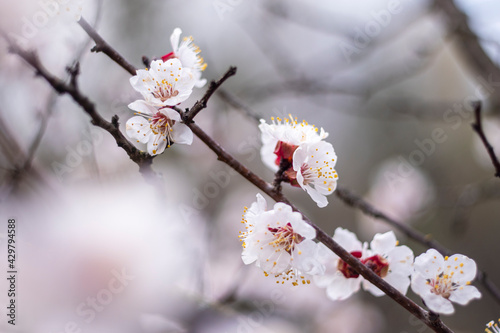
[471,102,500,178]
[78,17,137,76]
[5,39,153,174]
[183,67,237,122]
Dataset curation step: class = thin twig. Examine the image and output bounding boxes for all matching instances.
[78,17,137,76]
[184,67,237,122]
[471,101,500,178]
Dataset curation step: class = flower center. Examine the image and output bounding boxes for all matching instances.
[363,254,389,278]
[274,141,298,166]
[268,222,304,255]
[337,253,389,279]
[337,251,362,278]
[149,111,174,136]
[426,272,458,299]
[152,80,179,102]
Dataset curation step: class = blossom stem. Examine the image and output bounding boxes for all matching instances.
[78,17,137,76]
[183,66,237,122]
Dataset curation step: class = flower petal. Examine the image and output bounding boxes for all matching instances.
[126,116,151,143]
[370,231,397,255]
[449,285,481,305]
[326,274,362,301]
[171,123,193,145]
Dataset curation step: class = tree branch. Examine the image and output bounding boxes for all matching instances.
[78,17,137,76]
[5,38,153,174]
[183,67,237,122]
[433,0,500,101]
[471,101,500,178]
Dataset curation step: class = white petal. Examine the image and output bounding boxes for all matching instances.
[170,28,182,54]
[414,249,445,276]
[171,123,193,145]
[294,241,324,275]
[128,100,157,115]
[326,274,362,301]
[147,134,167,156]
[333,228,362,252]
[242,248,258,265]
[411,272,431,296]
[423,293,455,315]
[383,272,411,295]
[370,231,397,255]
[386,245,414,276]
[305,184,328,208]
[448,254,477,283]
[449,285,481,305]
[194,78,207,88]
[126,116,151,143]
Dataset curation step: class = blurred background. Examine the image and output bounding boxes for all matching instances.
[0,0,500,332]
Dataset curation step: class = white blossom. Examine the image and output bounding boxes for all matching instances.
[292,141,338,208]
[314,228,365,301]
[259,114,328,172]
[315,228,413,300]
[411,249,481,315]
[130,59,196,108]
[361,231,414,297]
[239,194,323,286]
[126,100,193,155]
[162,28,207,88]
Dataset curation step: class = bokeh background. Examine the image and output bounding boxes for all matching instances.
[0,0,500,332]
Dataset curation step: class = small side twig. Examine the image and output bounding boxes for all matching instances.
[78,17,137,76]
[183,67,237,122]
[471,101,500,178]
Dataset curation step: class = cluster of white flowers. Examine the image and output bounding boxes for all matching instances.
[259,115,338,207]
[239,197,481,315]
[126,28,207,155]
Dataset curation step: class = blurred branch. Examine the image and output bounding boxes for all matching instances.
[471,102,500,177]
[52,19,454,332]
[217,89,262,122]
[2,2,105,198]
[4,38,154,176]
[433,0,500,101]
[451,179,500,232]
[78,17,137,76]
[184,67,238,122]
